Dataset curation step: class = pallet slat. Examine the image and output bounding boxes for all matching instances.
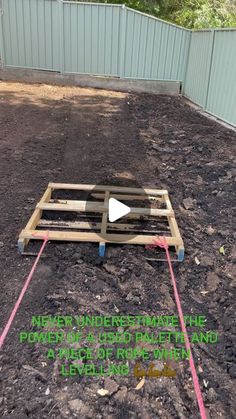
[164,193,184,254]
[91,193,164,202]
[99,191,110,256]
[20,229,183,246]
[49,183,168,196]
[37,201,174,217]
[38,219,171,234]
[18,187,52,253]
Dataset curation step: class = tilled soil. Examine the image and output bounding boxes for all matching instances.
[0,81,235,419]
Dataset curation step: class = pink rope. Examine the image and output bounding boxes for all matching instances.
[0,233,49,350]
[146,237,207,419]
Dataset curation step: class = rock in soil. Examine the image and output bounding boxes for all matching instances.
[113,386,128,403]
[183,197,195,210]
[104,378,119,395]
[206,272,220,292]
[229,364,236,379]
[200,255,214,267]
[207,388,218,403]
[68,399,93,417]
[206,226,215,235]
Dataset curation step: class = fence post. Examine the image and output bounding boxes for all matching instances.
[182,30,192,95]
[118,4,127,78]
[58,0,64,73]
[204,29,215,109]
[0,0,5,68]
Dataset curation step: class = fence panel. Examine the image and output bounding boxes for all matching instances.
[0,0,190,81]
[1,0,60,70]
[183,30,214,107]
[63,3,121,76]
[123,8,190,80]
[206,30,236,126]
[183,29,236,126]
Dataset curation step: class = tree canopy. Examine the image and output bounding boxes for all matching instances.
[159,0,236,28]
[75,0,236,29]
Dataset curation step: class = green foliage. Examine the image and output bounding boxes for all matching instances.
[74,0,236,28]
[79,0,161,16]
[159,0,236,28]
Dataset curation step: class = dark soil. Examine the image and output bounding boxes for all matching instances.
[0,81,235,419]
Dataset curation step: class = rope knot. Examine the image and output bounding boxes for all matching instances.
[145,236,169,250]
[32,231,50,242]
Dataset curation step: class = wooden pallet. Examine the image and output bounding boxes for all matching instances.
[18,183,185,261]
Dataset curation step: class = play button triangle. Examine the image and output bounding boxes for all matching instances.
[108,198,130,222]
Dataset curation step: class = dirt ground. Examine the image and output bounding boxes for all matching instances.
[0,81,235,419]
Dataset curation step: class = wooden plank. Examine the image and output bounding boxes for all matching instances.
[91,193,164,202]
[38,219,170,234]
[164,193,183,244]
[18,187,52,251]
[49,182,168,196]
[43,212,169,222]
[101,191,109,235]
[38,220,117,229]
[38,201,104,212]
[100,191,110,256]
[20,229,183,246]
[37,201,174,217]
[49,198,162,207]
[38,220,137,229]
[164,193,184,256]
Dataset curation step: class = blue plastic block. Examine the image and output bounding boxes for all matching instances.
[99,243,106,257]
[178,248,185,262]
[17,239,25,254]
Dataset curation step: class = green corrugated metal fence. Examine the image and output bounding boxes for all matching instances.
[183,28,236,126]
[63,2,121,76]
[122,8,190,80]
[0,0,235,126]
[1,0,60,70]
[0,0,190,81]
[182,30,214,108]
[206,30,236,126]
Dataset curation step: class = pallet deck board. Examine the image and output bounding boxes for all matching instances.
[37,202,174,217]
[18,183,184,260]
[38,219,171,234]
[91,193,164,202]
[48,183,168,196]
[20,229,183,246]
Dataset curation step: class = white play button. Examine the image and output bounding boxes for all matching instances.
[108,198,130,222]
